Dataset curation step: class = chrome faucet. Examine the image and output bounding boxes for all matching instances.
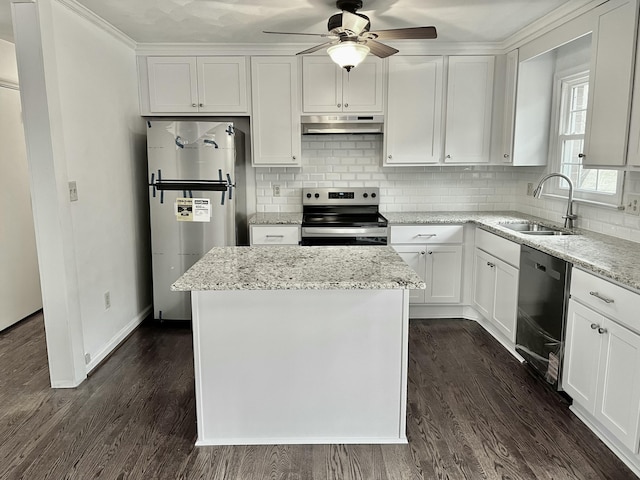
[533,173,577,229]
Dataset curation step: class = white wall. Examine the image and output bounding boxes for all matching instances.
[49,1,151,369]
[0,39,42,331]
[12,0,150,386]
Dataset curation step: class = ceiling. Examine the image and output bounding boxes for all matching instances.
[0,0,589,45]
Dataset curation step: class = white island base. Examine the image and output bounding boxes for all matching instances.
[191,288,410,446]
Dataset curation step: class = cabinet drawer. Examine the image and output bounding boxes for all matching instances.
[250,226,300,246]
[390,225,463,244]
[571,269,640,332]
[475,229,520,268]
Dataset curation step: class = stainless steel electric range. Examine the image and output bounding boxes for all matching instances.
[301,187,388,246]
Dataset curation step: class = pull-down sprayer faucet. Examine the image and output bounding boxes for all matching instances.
[533,173,577,229]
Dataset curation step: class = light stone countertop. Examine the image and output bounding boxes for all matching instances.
[386,211,640,292]
[247,210,640,291]
[172,246,426,291]
[249,213,302,225]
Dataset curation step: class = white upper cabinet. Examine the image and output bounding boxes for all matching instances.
[583,0,639,167]
[302,56,384,113]
[146,56,249,115]
[444,56,495,164]
[251,56,301,167]
[627,7,640,167]
[384,56,443,165]
[501,49,518,164]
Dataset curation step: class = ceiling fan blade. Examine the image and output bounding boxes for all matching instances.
[341,11,369,35]
[296,41,337,55]
[367,26,437,40]
[263,30,336,38]
[365,39,399,58]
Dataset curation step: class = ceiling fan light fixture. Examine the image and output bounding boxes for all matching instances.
[327,42,370,72]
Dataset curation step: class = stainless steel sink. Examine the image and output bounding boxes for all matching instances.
[499,222,574,236]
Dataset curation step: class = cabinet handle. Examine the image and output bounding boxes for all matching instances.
[428,251,433,255]
[344,103,349,108]
[420,251,426,255]
[578,153,586,158]
[292,156,297,160]
[445,155,451,159]
[590,323,599,330]
[589,291,614,304]
[265,235,284,238]
[388,155,393,159]
[487,262,495,268]
[199,103,203,107]
[337,103,341,108]
[191,103,197,107]
[416,234,437,238]
[503,154,510,158]
[598,327,608,335]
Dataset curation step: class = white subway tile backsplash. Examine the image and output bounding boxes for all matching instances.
[253,134,640,242]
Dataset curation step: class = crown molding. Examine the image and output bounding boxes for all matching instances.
[501,0,603,51]
[54,0,137,49]
[135,40,505,57]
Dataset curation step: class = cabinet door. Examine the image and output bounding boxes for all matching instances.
[595,318,640,452]
[473,248,495,319]
[197,57,248,113]
[302,57,342,113]
[563,300,603,413]
[491,257,519,342]
[342,56,384,112]
[444,56,495,163]
[384,56,443,165]
[393,246,426,304]
[583,0,638,167]
[425,245,462,304]
[251,57,301,166]
[147,57,198,113]
[501,49,518,164]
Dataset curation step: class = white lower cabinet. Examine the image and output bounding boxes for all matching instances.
[473,248,519,342]
[391,225,463,305]
[563,269,640,453]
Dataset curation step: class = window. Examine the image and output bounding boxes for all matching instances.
[548,71,623,205]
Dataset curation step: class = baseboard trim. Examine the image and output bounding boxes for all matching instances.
[195,436,408,446]
[570,404,640,478]
[85,304,152,374]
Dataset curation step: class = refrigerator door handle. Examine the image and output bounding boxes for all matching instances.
[153,180,228,192]
[227,173,233,200]
[150,172,156,198]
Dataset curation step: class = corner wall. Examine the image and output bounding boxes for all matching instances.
[0,39,42,331]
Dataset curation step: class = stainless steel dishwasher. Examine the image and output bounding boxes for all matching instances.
[515,245,572,390]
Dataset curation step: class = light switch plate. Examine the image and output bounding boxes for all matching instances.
[69,181,78,202]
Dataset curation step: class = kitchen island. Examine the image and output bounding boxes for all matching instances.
[172,246,424,446]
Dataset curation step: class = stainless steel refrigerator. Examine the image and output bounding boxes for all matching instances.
[146,120,245,321]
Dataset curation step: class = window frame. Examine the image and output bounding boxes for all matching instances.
[545,67,624,206]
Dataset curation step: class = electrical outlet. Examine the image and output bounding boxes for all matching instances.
[526,183,534,196]
[626,194,640,216]
[273,185,281,197]
[104,291,111,309]
[84,353,91,364]
[69,181,78,202]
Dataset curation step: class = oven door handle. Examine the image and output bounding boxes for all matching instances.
[302,227,388,237]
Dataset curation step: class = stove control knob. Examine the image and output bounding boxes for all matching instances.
[363,193,368,198]
[306,193,312,198]
[371,193,377,198]
[314,193,320,199]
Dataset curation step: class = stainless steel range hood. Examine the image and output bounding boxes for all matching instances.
[301,115,384,134]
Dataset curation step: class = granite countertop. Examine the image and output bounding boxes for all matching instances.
[172,246,426,291]
[249,213,302,225]
[386,211,640,292]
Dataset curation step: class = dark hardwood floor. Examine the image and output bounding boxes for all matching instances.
[0,313,636,479]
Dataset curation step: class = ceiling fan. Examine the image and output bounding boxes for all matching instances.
[263,0,437,71]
